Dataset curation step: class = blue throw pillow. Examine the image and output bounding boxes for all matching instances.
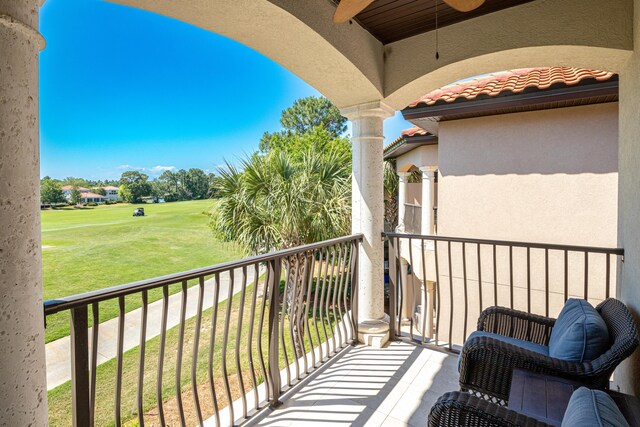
[561,387,629,427]
[549,299,609,362]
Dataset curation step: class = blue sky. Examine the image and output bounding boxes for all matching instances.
[39,0,412,180]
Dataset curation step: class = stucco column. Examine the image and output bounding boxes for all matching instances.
[420,166,437,235]
[341,101,395,347]
[0,2,48,425]
[396,172,411,232]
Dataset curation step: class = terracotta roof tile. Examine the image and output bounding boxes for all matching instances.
[384,126,432,153]
[401,126,429,137]
[407,67,615,108]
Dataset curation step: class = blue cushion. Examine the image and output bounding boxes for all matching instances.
[459,331,549,371]
[549,299,609,362]
[561,387,629,427]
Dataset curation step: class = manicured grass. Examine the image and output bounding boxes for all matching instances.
[42,200,244,342]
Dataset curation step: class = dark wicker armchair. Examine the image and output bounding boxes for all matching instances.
[458,298,639,403]
[428,392,551,427]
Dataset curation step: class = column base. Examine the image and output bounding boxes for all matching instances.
[358,315,390,348]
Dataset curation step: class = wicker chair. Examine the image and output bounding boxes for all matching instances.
[428,391,551,427]
[458,298,639,403]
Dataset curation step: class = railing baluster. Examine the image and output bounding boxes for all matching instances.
[70,306,90,427]
[114,296,125,426]
[337,243,352,348]
[90,303,99,427]
[267,258,282,405]
[447,241,454,350]
[564,250,569,301]
[291,254,306,378]
[477,243,483,316]
[395,237,404,335]
[343,242,355,343]
[235,267,248,419]
[462,241,468,341]
[310,249,323,366]
[191,277,205,426]
[509,245,514,309]
[336,243,349,347]
[136,293,147,427]
[408,237,417,339]
[526,247,531,314]
[157,285,169,427]
[606,254,611,299]
[279,256,292,386]
[545,249,550,318]
[304,252,316,372]
[388,237,397,339]
[352,239,360,342]
[297,253,310,374]
[331,244,344,349]
[493,244,498,307]
[420,238,428,343]
[584,251,589,301]
[326,246,338,354]
[257,265,271,403]
[434,239,441,345]
[175,281,188,427]
[318,247,331,360]
[207,273,221,427]
[247,264,261,410]
[221,271,235,426]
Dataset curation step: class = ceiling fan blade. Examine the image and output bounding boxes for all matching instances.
[333,0,375,23]
[443,0,485,12]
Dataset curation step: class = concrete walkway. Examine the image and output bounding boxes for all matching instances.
[46,266,264,390]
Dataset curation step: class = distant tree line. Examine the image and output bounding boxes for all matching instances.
[40,168,217,205]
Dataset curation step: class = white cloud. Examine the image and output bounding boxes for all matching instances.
[115,165,176,176]
[149,165,176,174]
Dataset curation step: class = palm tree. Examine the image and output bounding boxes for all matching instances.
[383,159,399,231]
[211,146,351,357]
[211,147,351,254]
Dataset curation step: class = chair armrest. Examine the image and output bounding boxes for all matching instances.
[428,391,551,427]
[458,336,605,403]
[478,306,555,345]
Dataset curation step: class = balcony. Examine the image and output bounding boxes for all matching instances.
[43,232,624,426]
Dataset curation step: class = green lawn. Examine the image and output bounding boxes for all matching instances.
[42,200,244,342]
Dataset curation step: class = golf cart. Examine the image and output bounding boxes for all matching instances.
[133,207,145,217]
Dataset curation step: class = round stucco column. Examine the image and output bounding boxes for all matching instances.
[0,2,48,425]
[396,172,411,233]
[341,101,395,347]
[419,166,437,235]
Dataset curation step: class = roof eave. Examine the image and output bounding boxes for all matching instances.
[402,79,619,121]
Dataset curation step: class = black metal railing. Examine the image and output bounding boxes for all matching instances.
[44,234,361,427]
[384,232,624,352]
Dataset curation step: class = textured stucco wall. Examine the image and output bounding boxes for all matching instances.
[437,103,619,247]
[0,1,48,425]
[616,0,640,396]
[396,145,438,173]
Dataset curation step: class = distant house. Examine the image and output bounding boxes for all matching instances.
[103,186,120,202]
[78,192,106,204]
[60,185,120,204]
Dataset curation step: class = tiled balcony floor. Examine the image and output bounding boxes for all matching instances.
[249,341,459,427]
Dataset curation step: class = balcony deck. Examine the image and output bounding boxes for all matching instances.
[249,341,458,427]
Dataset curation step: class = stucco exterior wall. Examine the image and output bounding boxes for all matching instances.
[437,103,619,247]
